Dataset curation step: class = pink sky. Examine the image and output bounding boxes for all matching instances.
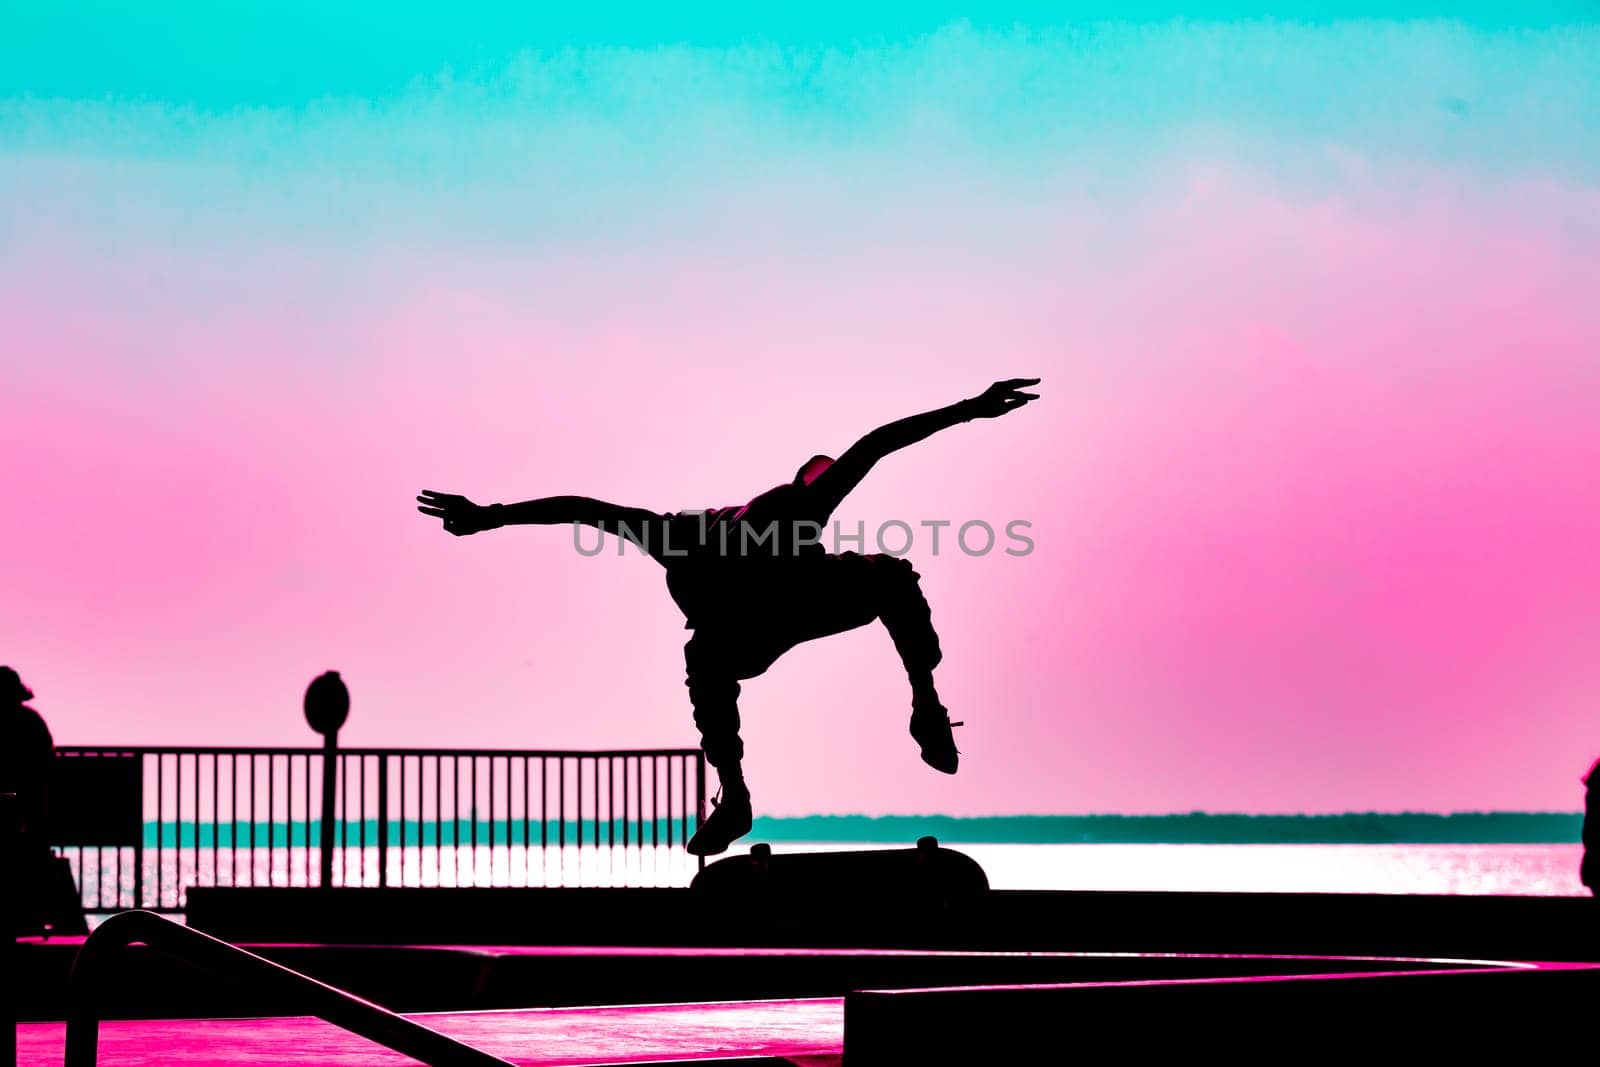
[4,54,1599,815]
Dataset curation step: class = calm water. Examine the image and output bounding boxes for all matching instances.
[770,842,1588,895]
[69,842,1587,910]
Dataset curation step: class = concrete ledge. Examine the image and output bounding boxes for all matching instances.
[844,963,1600,1061]
[184,886,1600,960]
[14,939,1476,1021]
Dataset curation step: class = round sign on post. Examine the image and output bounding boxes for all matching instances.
[305,671,349,890]
[304,671,350,737]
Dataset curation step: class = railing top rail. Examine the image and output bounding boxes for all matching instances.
[56,745,703,758]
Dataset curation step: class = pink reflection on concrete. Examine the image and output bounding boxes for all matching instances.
[16,998,845,1066]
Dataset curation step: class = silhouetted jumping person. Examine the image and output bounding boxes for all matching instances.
[418,378,1040,855]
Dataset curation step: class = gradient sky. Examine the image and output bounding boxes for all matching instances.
[3,5,1597,815]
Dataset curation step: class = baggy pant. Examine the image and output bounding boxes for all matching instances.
[682,552,943,771]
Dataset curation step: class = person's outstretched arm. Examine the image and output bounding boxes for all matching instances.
[806,377,1040,518]
[417,490,666,545]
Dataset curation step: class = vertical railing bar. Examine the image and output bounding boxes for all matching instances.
[176,753,185,903]
[335,753,345,887]
[378,755,390,888]
[234,752,243,890]
[448,754,454,885]
[408,755,413,888]
[192,752,200,894]
[179,754,189,905]
[293,755,302,886]
[695,754,706,872]
[154,753,164,908]
[282,754,291,886]
[459,755,468,883]
[189,752,199,905]
[437,754,445,887]
[176,753,185,906]
[209,753,218,891]
[401,754,410,887]
[303,753,312,887]
[133,754,146,909]
[665,755,674,847]
[417,754,424,887]
[244,752,252,888]
[445,756,453,885]
[433,754,440,887]
[416,755,424,887]
[356,754,365,886]
[419,755,424,886]
[268,754,278,886]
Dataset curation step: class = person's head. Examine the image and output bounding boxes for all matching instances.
[793,454,835,487]
[1,666,33,704]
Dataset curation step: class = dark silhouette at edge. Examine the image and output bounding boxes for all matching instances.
[417,378,1040,856]
[1584,757,1598,897]
[4,666,87,935]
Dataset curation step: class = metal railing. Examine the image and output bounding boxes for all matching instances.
[66,909,514,1066]
[53,746,706,912]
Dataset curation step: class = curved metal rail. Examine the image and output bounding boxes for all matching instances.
[65,909,514,1066]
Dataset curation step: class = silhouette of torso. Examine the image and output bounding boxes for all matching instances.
[663,481,830,629]
[3,702,55,836]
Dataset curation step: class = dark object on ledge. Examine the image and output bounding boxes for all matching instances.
[691,837,988,911]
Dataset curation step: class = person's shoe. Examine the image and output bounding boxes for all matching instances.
[686,789,753,857]
[910,697,963,774]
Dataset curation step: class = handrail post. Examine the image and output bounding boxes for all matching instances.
[321,736,339,888]
[304,672,350,889]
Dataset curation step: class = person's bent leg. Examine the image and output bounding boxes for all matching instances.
[856,554,961,773]
[683,634,754,856]
[865,555,944,693]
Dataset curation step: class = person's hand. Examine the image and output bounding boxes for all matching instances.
[416,490,497,536]
[965,378,1041,418]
